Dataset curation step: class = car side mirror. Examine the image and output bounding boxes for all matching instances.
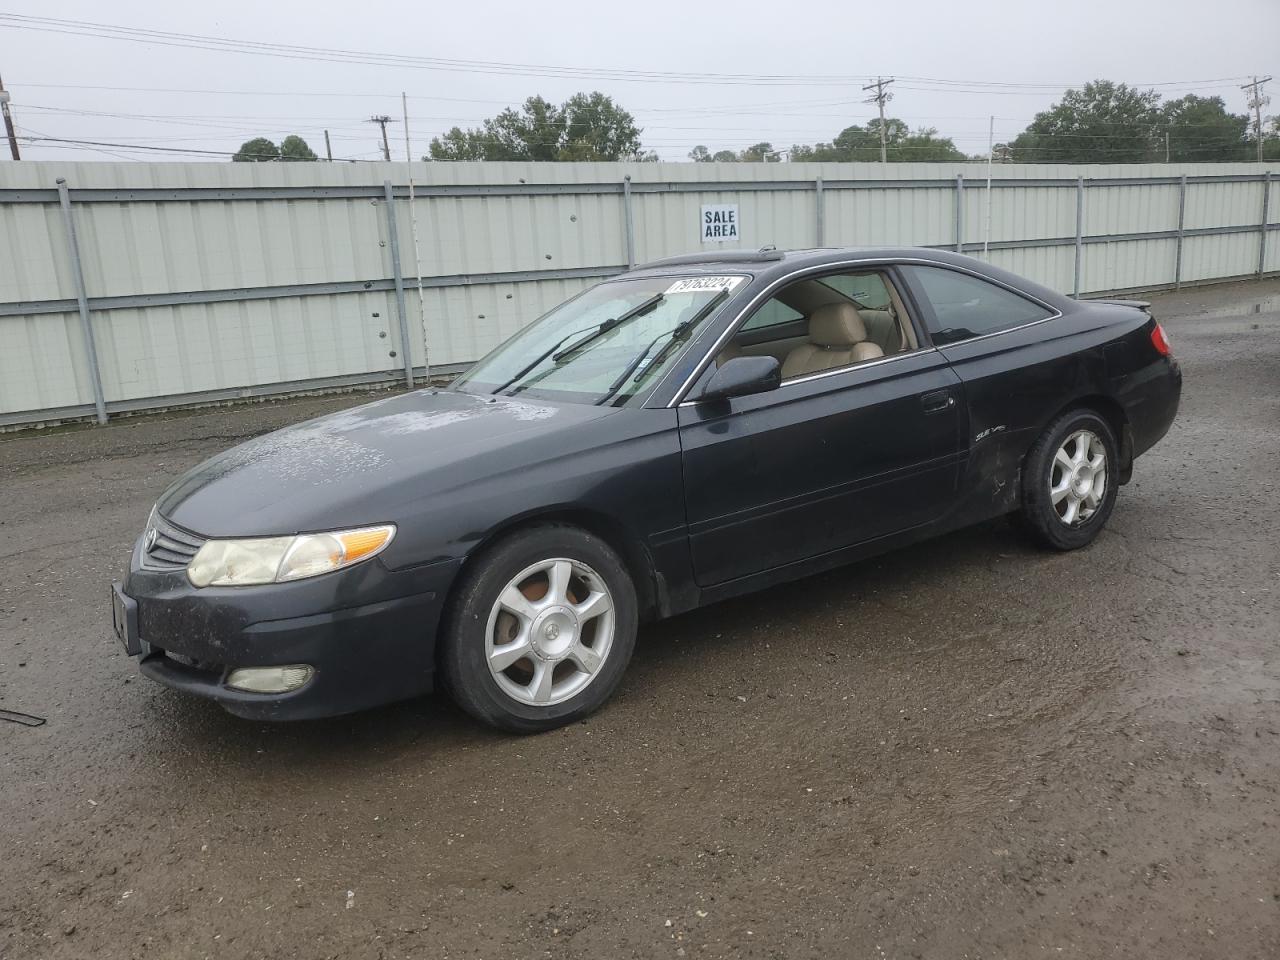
[697,355,781,403]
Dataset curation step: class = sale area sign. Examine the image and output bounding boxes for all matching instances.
[700,203,740,243]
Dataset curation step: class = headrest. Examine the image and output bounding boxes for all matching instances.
[808,302,867,347]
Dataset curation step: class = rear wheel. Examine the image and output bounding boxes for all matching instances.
[1018,409,1118,551]
[440,525,638,733]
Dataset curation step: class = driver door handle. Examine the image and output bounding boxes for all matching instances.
[921,389,956,415]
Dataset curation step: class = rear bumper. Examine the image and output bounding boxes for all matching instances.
[120,540,460,720]
[1126,356,1182,459]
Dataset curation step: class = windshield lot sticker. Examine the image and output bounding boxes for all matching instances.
[664,276,745,295]
[700,204,740,243]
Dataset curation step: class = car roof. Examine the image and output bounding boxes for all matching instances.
[620,246,1071,308]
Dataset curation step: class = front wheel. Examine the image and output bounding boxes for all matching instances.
[1017,409,1119,551]
[439,525,638,733]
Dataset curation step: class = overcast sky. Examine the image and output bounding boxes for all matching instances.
[1,0,1277,163]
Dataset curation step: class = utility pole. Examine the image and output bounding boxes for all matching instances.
[324,129,333,161]
[983,115,994,257]
[861,77,894,165]
[0,73,21,161]
[1241,76,1272,163]
[368,115,393,162]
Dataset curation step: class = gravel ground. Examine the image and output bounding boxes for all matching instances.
[1,279,1278,960]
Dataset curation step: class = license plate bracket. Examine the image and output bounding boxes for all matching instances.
[111,582,141,656]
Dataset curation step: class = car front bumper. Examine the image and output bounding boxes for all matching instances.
[117,538,460,720]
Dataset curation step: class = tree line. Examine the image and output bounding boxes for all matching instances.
[232,81,1280,164]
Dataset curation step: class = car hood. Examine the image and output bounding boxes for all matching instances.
[157,389,617,537]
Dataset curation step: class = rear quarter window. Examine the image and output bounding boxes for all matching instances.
[742,298,803,331]
[903,265,1052,345]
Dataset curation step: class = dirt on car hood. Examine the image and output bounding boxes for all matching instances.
[156,388,617,537]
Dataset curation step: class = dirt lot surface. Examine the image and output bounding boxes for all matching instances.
[2,279,1278,959]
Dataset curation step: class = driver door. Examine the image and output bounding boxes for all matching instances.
[676,268,966,586]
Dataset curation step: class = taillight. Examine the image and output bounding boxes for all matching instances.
[1150,323,1172,357]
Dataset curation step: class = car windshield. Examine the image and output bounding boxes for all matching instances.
[452,275,746,405]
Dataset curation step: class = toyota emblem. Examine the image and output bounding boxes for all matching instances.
[144,527,158,552]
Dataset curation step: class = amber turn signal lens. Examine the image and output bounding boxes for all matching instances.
[188,525,396,587]
[336,527,395,562]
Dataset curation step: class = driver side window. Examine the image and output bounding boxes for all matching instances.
[717,270,917,381]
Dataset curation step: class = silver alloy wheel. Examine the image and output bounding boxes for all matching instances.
[1049,428,1107,526]
[484,557,616,707]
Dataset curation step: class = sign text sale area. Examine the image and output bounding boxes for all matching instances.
[700,203,739,243]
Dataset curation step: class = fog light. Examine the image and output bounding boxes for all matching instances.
[225,665,314,694]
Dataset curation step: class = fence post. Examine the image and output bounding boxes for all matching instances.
[622,175,635,269]
[382,180,414,389]
[1073,176,1085,298]
[1174,174,1187,290]
[815,176,825,246]
[1259,171,1272,280]
[954,174,964,253]
[55,178,108,424]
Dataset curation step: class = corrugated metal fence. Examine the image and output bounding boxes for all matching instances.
[1,160,1276,428]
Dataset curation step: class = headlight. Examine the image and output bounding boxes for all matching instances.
[186,525,395,587]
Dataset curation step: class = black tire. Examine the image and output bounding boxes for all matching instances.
[439,524,638,733]
[1017,409,1119,551]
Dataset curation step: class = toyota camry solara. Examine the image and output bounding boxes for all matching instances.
[112,247,1181,731]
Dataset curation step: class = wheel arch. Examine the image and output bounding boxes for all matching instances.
[1037,393,1134,484]
[451,507,664,626]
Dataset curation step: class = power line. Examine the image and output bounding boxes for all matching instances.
[22,99,1259,134]
[895,74,1258,89]
[17,135,370,160]
[0,14,1262,91]
[0,14,901,86]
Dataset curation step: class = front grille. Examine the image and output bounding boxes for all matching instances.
[140,511,207,572]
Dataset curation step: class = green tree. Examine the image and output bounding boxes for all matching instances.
[1266,116,1280,161]
[560,92,642,160]
[791,124,881,162]
[1009,81,1161,163]
[279,135,318,161]
[711,149,738,162]
[429,95,563,161]
[1162,96,1249,161]
[896,127,966,161]
[1158,95,1249,161]
[428,93,643,161]
[428,126,490,161]
[491,95,565,161]
[232,137,280,162]
[788,119,963,162]
[688,145,713,162]
[738,141,776,162]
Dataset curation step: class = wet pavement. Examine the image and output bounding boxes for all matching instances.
[2,279,1278,959]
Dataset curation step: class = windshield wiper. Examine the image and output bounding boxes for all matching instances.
[551,292,665,362]
[491,325,606,396]
[491,293,668,396]
[594,287,732,407]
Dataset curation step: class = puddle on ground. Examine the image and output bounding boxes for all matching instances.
[1176,293,1280,321]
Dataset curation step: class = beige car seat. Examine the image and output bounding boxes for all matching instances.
[858,309,902,354]
[715,341,744,367]
[781,302,884,379]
